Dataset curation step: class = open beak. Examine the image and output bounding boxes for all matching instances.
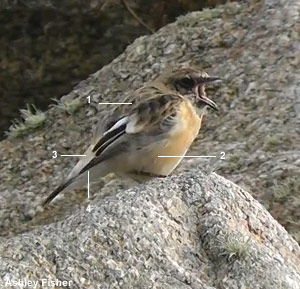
[194,76,220,111]
[196,76,221,84]
[197,91,218,111]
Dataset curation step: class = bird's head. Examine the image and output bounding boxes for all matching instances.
[159,68,220,111]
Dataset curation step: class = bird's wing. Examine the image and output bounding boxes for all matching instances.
[93,84,167,138]
[42,92,183,206]
[77,93,183,176]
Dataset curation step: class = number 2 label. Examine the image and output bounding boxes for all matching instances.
[220,151,226,160]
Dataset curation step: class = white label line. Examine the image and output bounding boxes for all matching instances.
[60,154,87,157]
[158,155,217,158]
[98,102,132,105]
[87,170,90,199]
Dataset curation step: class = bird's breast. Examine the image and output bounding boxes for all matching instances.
[132,100,202,176]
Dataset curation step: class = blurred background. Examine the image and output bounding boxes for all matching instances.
[0,0,232,140]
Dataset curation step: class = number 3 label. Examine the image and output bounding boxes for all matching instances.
[52,150,58,159]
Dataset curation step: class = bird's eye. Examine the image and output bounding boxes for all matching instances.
[177,76,195,89]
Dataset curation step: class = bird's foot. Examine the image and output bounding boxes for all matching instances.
[132,170,167,178]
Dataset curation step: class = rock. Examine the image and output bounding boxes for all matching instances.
[0,0,299,287]
[0,169,300,288]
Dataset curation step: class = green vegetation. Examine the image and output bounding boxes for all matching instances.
[273,176,300,202]
[6,105,46,138]
[52,97,83,114]
[222,238,250,261]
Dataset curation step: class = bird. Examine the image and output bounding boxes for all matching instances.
[42,68,220,206]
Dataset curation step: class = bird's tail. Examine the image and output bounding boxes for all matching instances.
[42,178,74,207]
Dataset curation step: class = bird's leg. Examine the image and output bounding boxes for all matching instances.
[131,170,167,178]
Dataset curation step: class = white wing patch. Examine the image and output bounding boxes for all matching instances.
[103,114,144,135]
[125,113,144,134]
[103,116,129,136]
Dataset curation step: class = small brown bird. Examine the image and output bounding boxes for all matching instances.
[43,68,220,206]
